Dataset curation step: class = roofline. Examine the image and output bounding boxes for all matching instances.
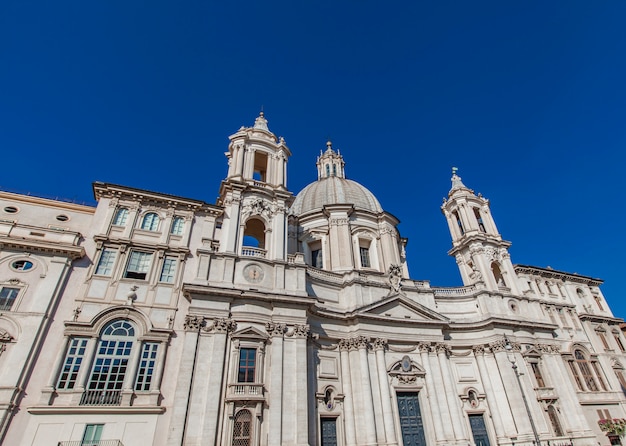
[0,190,96,213]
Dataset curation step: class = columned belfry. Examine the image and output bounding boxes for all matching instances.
[218,112,293,261]
[442,168,520,293]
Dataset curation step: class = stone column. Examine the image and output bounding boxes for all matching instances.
[201,318,237,445]
[293,325,310,446]
[266,323,286,446]
[339,340,357,446]
[473,345,506,441]
[435,343,467,442]
[355,336,377,445]
[374,338,397,445]
[491,340,532,439]
[121,338,143,405]
[419,343,447,444]
[166,315,204,446]
[426,347,454,445]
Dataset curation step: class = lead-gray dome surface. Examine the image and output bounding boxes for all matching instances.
[291,176,383,215]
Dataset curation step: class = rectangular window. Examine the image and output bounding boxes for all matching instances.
[95,248,117,276]
[598,332,610,350]
[530,362,546,387]
[135,342,159,391]
[57,338,88,390]
[238,348,256,383]
[159,256,177,283]
[360,246,371,268]
[592,362,608,391]
[614,334,625,352]
[320,418,338,446]
[124,251,152,280]
[469,414,492,446]
[311,249,323,268]
[0,287,19,311]
[82,424,103,444]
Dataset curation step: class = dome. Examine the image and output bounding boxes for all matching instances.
[291,176,383,215]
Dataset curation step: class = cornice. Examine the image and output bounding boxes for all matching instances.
[0,237,85,260]
[514,264,603,286]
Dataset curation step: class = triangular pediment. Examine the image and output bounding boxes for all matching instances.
[356,294,449,324]
[231,326,268,341]
[522,347,542,358]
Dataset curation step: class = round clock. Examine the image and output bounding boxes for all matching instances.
[243,264,264,283]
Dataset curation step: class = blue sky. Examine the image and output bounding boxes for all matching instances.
[1,2,625,315]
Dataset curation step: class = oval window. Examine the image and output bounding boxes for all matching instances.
[11,260,34,271]
[3,206,18,214]
[56,214,69,222]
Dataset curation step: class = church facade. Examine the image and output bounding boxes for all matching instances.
[0,113,625,446]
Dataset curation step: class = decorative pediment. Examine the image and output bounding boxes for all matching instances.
[0,328,13,342]
[388,356,426,385]
[355,294,449,324]
[231,326,269,341]
[522,346,543,358]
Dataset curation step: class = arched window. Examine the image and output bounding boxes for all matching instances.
[572,349,604,391]
[547,405,564,437]
[491,262,506,287]
[82,320,136,405]
[332,164,337,176]
[113,208,129,226]
[253,152,267,182]
[453,211,464,235]
[576,288,585,299]
[232,409,252,446]
[242,218,266,258]
[171,216,184,236]
[473,208,485,232]
[325,164,330,177]
[141,213,160,231]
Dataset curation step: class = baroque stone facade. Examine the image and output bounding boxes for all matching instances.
[1,113,625,446]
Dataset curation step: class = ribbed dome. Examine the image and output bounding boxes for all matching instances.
[291,176,383,215]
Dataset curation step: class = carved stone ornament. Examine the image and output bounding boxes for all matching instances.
[338,339,351,351]
[373,338,387,351]
[209,318,237,333]
[469,262,483,282]
[389,356,425,385]
[472,345,486,355]
[291,324,310,338]
[242,198,272,220]
[183,315,205,331]
[388,264,403,293]
[265,322,286,337]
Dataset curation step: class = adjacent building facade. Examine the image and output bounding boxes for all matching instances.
[1,113,625,446]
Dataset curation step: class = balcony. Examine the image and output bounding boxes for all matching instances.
[58,441,124,446]
[226,383,265,401]
[79,390,122,406]
[241,246,266,258]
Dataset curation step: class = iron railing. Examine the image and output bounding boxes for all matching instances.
[79,390,122,406]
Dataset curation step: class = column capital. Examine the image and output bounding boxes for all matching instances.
[183,314,205,332]
[265,322,286,337]
[290,324,310,338]
[373,337,387,351]
[206,317,237,333]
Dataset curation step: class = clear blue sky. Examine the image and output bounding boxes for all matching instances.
[1,2,625,315]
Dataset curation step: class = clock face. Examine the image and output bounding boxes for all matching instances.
[243,264,264,283]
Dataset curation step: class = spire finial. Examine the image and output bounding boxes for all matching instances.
[253,110,269,131]
[450,166,467,192]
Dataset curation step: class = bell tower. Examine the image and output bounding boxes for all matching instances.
[217,112,293,261]
[441,168,519,293]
